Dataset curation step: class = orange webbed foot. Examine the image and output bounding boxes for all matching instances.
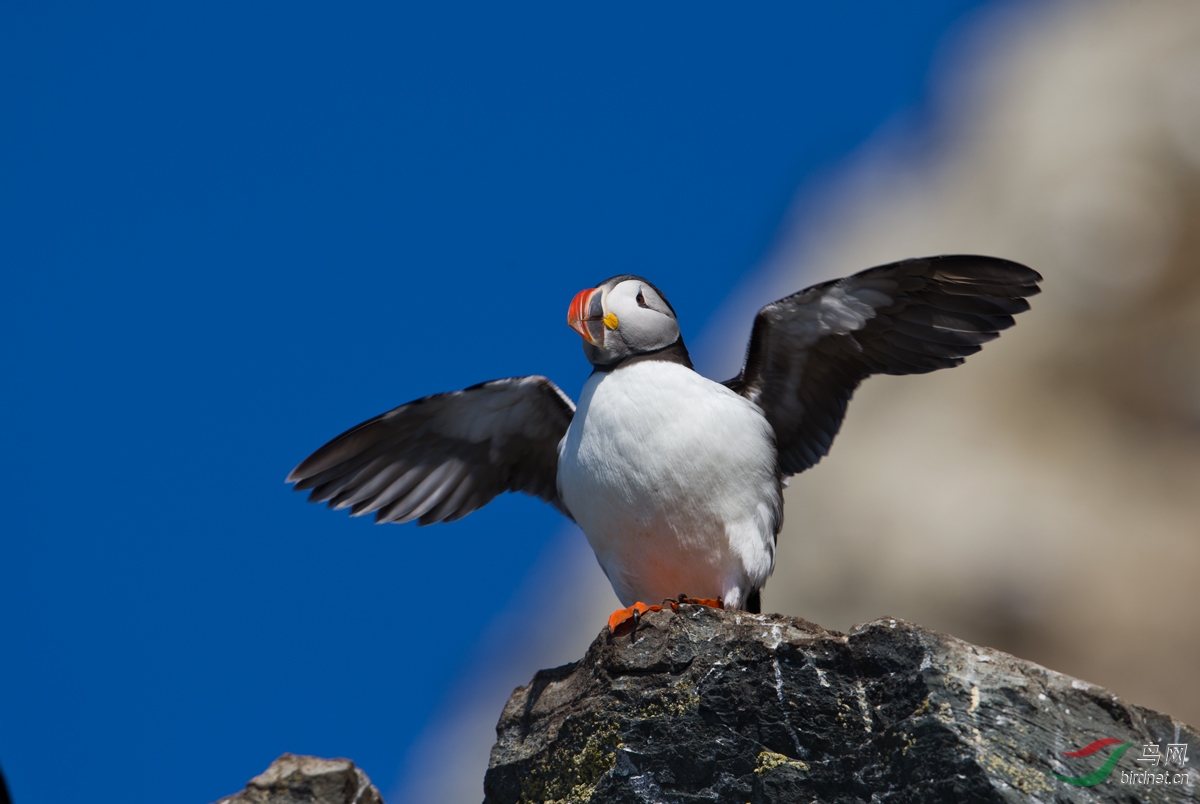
[607,601,662,634]
[667,594,724,611]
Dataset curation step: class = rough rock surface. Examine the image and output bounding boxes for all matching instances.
[485,607,1198,803]
[215,753,383,804]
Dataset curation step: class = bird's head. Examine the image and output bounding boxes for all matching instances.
[567,275,683,368]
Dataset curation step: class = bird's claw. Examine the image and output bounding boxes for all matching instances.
[665,593,724,611]
[607,595,725,641]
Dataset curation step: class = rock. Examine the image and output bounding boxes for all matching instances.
[0,760,10,804]
[484,607,1198,803]
[215,754,383,804]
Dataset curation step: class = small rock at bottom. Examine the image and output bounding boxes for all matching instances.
[215,753,383,804]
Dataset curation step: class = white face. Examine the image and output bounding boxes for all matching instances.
[583,278,681,366]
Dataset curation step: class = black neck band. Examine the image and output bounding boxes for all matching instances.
[591,338,694,373]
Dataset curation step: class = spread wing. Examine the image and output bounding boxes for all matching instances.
[724,255,1042,476]
[287,376,576,525]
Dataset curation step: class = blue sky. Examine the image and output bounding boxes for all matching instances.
[1,3,993,801]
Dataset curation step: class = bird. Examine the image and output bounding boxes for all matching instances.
[287,255,1041,630]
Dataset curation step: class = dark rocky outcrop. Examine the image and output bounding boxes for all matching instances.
[485,607,1198,803]
[215,754,383,804]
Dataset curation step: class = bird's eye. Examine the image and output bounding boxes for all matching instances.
[636,290,648,308]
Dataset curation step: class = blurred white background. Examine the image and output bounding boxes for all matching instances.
[397,2,1200,800]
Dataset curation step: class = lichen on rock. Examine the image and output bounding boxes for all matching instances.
[518,714,622,804]
[754,750,808,775]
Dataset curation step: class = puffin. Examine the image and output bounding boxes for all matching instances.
[288,255,1040,629]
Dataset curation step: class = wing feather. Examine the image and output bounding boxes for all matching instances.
[287,375,576,525]
[725,255,1041,476]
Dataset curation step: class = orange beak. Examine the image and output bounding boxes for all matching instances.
[567,287,604,345]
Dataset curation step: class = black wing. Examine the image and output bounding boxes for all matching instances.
[287,376,576,525]
[724,255,1042,476]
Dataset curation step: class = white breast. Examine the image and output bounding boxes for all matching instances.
[557,360,781,609]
